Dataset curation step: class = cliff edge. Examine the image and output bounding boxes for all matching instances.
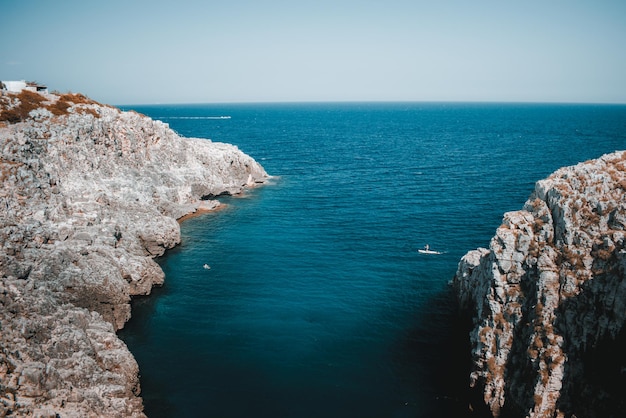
[454,151,626,417]
[0,90,268,417]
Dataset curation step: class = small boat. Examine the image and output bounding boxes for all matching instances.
[418,245,442,255]
[203,264,211,270]
[418,249,442,255]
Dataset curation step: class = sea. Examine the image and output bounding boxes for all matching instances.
[117,102,626,418]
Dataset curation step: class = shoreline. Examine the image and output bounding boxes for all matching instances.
[0,90,270,417]
[177,201,229,223]
[177,178,275,224]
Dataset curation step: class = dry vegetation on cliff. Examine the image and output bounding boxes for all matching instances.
[0,90,103,123]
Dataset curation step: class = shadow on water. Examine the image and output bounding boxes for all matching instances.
[118,253,180,417]
[392,285,492,418]
[121,271,488,418]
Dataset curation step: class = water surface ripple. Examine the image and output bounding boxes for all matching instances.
[119,102,626,417]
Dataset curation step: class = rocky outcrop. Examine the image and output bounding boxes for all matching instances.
[0,91,268,416]
[454,151,626,417]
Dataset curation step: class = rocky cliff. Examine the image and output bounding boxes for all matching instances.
[0,90,268,417]
[454,151,626,417]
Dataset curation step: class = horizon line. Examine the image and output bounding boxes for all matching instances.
[114,99,626,107]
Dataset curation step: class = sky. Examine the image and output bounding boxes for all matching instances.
[2,0,625,105]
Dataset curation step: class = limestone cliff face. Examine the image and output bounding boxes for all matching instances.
[454,151,626,418]
[0,92,268,417]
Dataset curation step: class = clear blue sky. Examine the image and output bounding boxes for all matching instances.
[2,0,625,105]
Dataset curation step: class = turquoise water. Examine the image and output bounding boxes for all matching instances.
[119,103,626,417]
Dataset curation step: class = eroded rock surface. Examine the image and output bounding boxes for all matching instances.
[0,91,268,416]
[454,151,626,417]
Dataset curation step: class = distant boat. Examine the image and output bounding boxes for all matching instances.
[418,249,443,255]
[203,264,211,270]
[418,245,442,255]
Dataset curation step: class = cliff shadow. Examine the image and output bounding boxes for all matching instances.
[392,285,492,418]
[117,253,180,417]
[553,262,626,418]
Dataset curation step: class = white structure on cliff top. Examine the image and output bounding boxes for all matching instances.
[1,80,48,94]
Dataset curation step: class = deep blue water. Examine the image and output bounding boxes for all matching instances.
[118,102,626,417]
